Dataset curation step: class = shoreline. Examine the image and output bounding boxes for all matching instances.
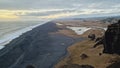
[0,22,83,68]
[52,37,85,68]
[0,19,112,68]
[0,22,46,49]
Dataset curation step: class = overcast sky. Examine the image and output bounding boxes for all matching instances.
[0,0,120,9]
[0,0,120,20]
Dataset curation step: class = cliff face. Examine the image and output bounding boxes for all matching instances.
[103,20,120,54]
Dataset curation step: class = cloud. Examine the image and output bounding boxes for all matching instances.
[0,10,19,20]
[87,3,103,8]
[0,0,120,9]
[14,8,75,16]
[112,4,120,8]
[0,3,120,19]
[37,8,120,19]
[38,12,80,19]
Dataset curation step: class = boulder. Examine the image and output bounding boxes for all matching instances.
[80,54,89,60]
[88,34,96,40]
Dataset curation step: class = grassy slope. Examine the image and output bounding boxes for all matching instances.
[54,20,120,68]
[55,39,120,68]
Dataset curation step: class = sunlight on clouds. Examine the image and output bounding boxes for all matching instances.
[0,8,119,20]
[0,15,18,19]
[0,10,19,19]
[38,12,79,19]
[0,9,67,19]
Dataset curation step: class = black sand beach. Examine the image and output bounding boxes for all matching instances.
[0,22,82,68]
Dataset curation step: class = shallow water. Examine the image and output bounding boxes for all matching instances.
[67,26,107,35]
[67,26,91,35]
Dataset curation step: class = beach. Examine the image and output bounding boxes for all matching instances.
[0,21,83,68]
[0,0,120,68]
[0,19,118,68]
[0,21,46,49]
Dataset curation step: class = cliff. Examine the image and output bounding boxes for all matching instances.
[103,20,120,54]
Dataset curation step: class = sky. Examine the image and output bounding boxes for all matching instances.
[0,0,120,21]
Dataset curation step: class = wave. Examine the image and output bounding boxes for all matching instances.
[0,21,47,49]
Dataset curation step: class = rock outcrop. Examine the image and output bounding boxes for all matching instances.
[93,37,103,48]
[88,34,96,40]
[103,20,120,54]
[107,61,120,68]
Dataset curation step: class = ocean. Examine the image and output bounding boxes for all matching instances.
[0,1,113,49]
[0,8,82,49]
[0,21,47,49]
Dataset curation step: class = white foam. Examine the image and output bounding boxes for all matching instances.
[0,22,46,49]
[103,28,107,31]
[0,46,5,50]
[67,26,91,35]
[67,26,107,35]
[56,23,63,25]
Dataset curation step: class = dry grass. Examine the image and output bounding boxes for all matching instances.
[53,20,119,68]
[81,28,105,37]
[49,29,80,38]
[55,40,119,68]
[53,20,109,27]
[50,23,81,38]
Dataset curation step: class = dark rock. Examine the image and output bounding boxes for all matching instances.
[93,37,104,48]
[80,54,88,59]
[107,56,120,68]
[26,65,35,68]
[61,64,94,68]
[107,62,120,68]
[88,34,96,40]
[95,37,103,42]
[103,20,120,54]
[108,57,120,63]
[99,53,102,56]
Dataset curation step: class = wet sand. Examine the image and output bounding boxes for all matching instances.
[0,22,83,68]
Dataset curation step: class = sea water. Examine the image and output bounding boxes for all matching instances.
[0,21,46,49]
